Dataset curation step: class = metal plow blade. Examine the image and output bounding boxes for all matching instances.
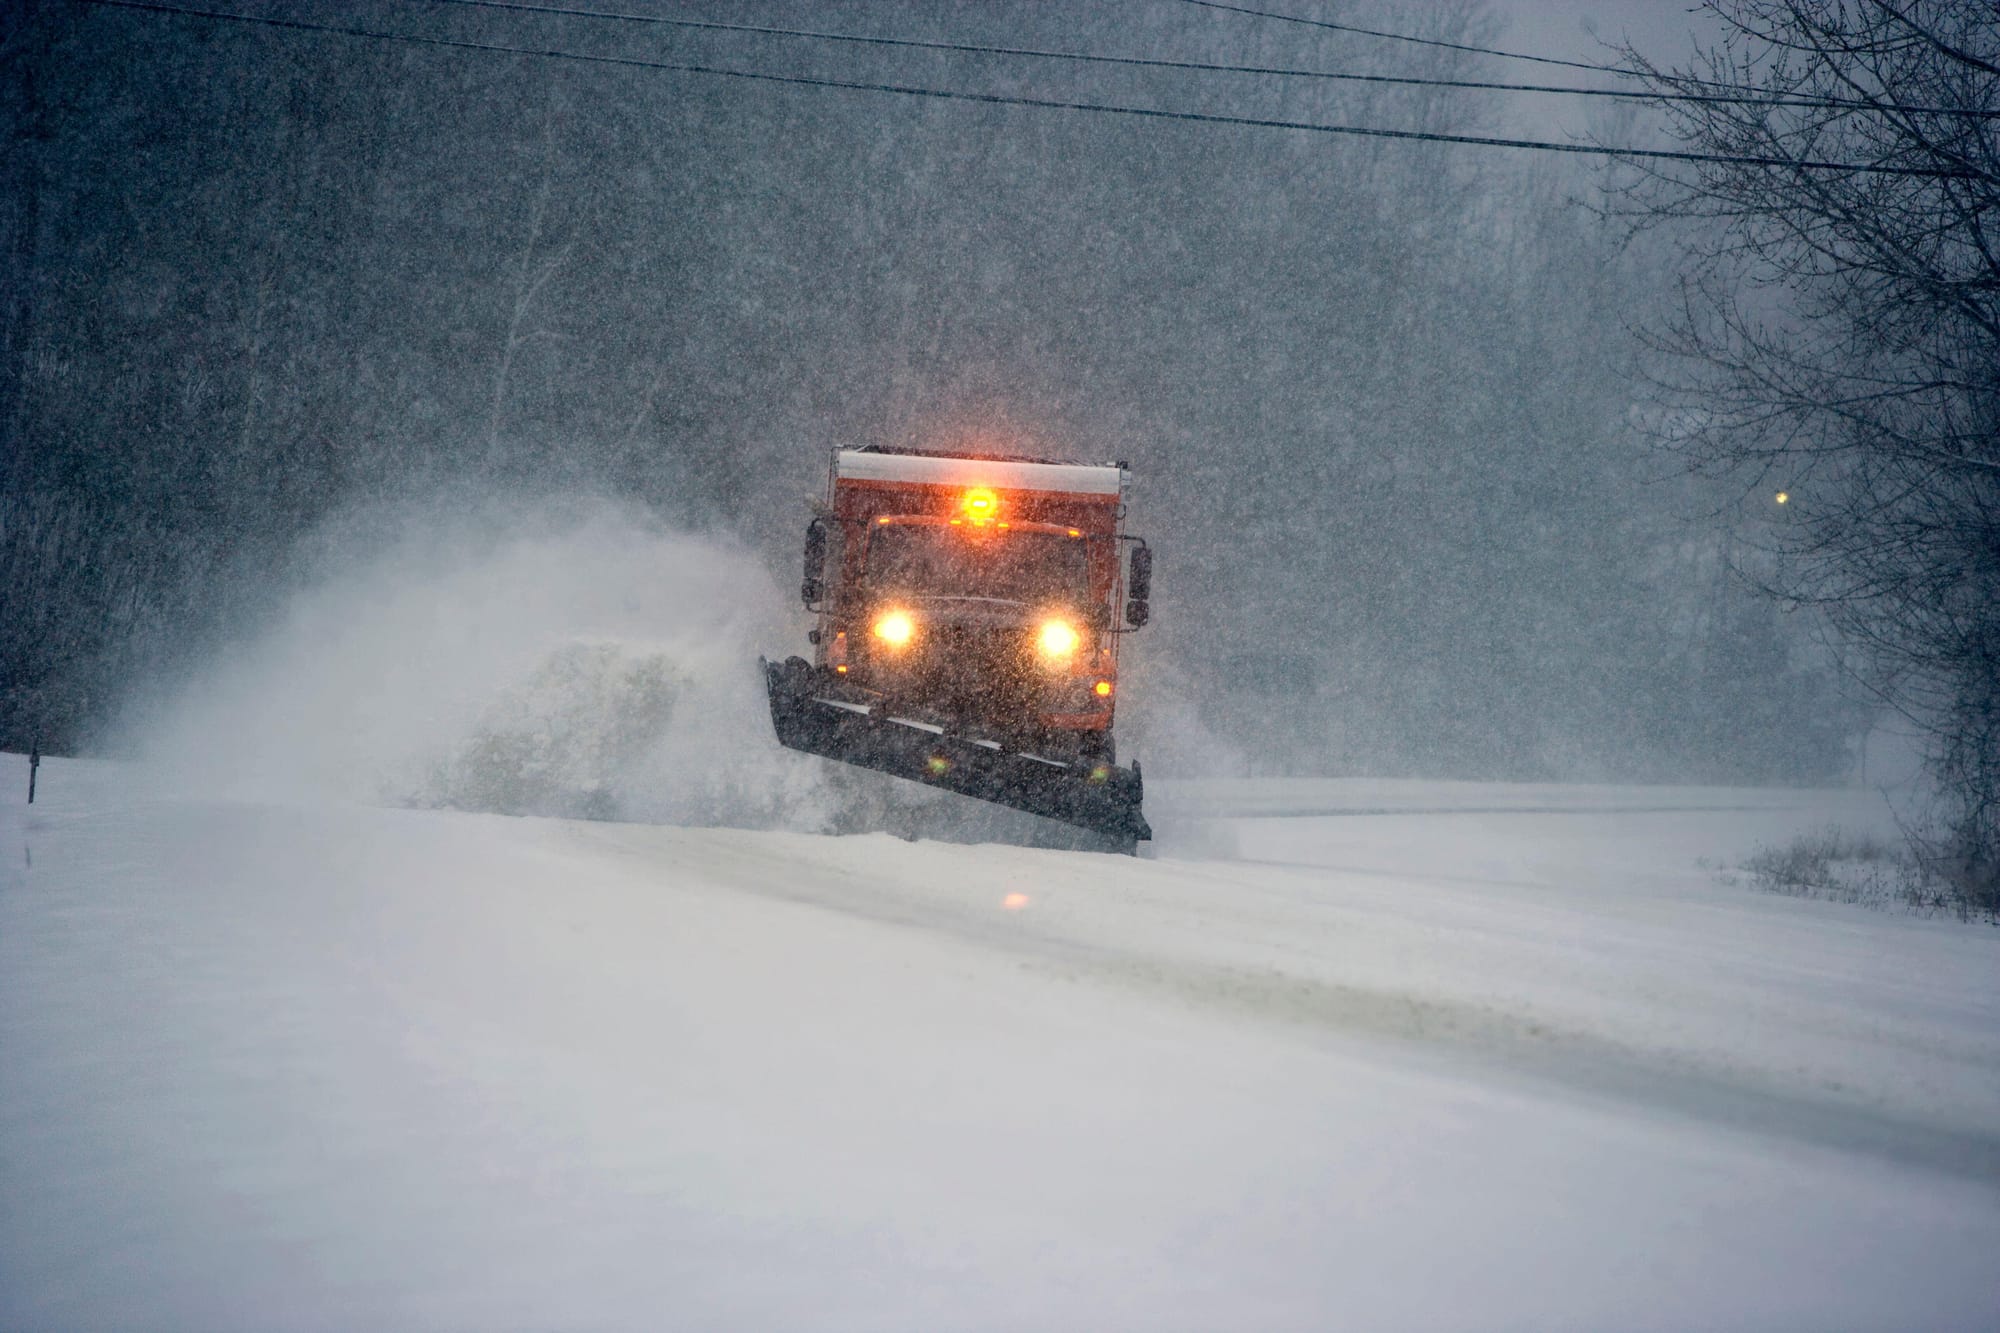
[762,657,1152,852]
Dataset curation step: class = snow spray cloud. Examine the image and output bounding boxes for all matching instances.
[134,492,840,830]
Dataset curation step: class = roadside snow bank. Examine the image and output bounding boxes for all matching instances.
[135,495,838,830]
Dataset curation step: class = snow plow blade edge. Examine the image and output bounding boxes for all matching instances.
[763,657,1151,851]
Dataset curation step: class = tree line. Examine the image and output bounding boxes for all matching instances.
[1616,0,1997,911]
[2,0,1861,790]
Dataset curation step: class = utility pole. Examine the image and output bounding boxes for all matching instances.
[27,736,38,803]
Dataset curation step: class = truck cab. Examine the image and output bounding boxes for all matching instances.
[763,446,1154,849]
[807,449,1148,762]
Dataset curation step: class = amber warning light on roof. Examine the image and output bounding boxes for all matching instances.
[962,487,999,522]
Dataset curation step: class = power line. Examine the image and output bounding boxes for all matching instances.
[424,0,1999,118]
[1175,0,1628,76]
[79,0,1977,179]
[1177,0,1935,108]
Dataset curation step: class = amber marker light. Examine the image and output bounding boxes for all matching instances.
[963,487,1000,522]
[1094,680,1113,697]
[873,610,916,646]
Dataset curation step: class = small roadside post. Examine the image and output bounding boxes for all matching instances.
[28,737,39,804]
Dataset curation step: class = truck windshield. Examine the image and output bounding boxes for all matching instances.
[866,525,1089,602]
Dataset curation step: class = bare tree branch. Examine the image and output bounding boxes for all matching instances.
[1616,0,2000,908]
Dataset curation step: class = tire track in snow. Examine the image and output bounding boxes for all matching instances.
[581,822,2000,1186]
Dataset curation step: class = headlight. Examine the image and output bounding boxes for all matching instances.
[873,610,916,647]
[1037,618,1080,657]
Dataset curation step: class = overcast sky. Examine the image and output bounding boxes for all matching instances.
[1474,0,1721,139]
[1487,0,1714,65]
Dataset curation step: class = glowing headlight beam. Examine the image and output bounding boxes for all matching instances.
[1037,618,1081,657]
[874,610,916,647]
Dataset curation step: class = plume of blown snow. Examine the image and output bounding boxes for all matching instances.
[133,492,838,831]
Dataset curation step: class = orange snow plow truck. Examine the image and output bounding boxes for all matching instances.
[762,446,1153,851]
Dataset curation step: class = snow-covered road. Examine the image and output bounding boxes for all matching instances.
[4,755,1996,1330]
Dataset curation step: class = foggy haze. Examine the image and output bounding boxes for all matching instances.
[1,0,1860,789]
[9,10,2000,1325]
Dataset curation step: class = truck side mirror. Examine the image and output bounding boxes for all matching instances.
[1125,544,1152,628]
[802,518,827,606]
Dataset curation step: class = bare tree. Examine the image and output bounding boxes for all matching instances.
[1614,0,1999,912]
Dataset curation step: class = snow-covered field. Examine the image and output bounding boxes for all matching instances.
[4,753,1996,1331]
